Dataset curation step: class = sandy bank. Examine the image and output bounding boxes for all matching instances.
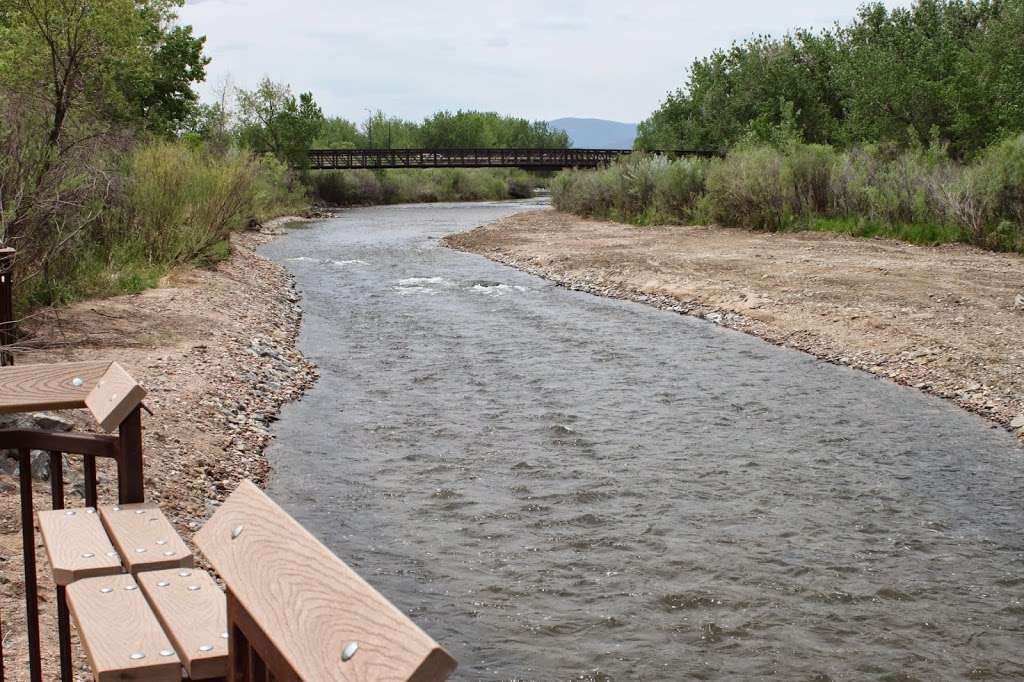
[445,209,1024,444]
[0,218,317,679]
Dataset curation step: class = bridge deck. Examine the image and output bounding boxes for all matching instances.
[306,148,717,171]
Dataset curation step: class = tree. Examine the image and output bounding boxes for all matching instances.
[236,78,324,166]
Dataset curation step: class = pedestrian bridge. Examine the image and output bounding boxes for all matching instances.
[306,148,718,171]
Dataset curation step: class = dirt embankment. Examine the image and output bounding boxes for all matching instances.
[445,209,1024,443]
[0,220,317,680]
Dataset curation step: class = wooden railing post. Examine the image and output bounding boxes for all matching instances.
[0,247,15,367]
[117,406,145,504]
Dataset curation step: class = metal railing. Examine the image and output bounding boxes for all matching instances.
[0,411,145,682]
[305,147,721,171]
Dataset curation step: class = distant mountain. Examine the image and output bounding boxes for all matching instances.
[549,118,638,150]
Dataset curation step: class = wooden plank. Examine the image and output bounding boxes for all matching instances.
[0,360,110,414]
[99,503,193,575]
[84,361,147,432]
[38,507,122,586]
[195,481,457,682]
[137,568,228,680]
[66,573,182,682]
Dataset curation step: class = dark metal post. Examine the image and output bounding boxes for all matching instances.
[117,407,145,504]
[0,248,15,366]
[18,450,42,682]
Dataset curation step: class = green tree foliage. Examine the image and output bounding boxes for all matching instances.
[313,109,569,149]
[637,0,1024,157]
[236,78,324,166]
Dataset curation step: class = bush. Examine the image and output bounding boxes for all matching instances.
[309,168,539,206]
[16,141,308,309]
[705,147,791,231]
[956,134,1024,251]
[549,138,1024,254]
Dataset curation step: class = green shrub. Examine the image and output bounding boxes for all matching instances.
[652,157,707,222]
[705,147,791,231]
[956,134,1024,251]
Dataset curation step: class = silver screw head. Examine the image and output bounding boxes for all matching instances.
[64,510,75,516]
[134,509,145,515]
[155,540,167,545]
[178,570,192,577]
[341,641,359,662]
[71,377,84,387]
[99,587,113,594]
[162,551,175,556]
[112,506,121,512]
[231,525,244,540]
[129,652,145,660]
[221,632,229,639]
[187,584,201,591]
[157,581,170,588]
[81,552,94,558]
[135,548,146,554]
[198,644,214,652]
[105,551,118,557]
[159,649,174,657]
[86,508,96,514]
[124,585,137,591]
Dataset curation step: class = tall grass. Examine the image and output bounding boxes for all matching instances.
[551,136,1024,253]
[309,168,539,206]
[18,141,307,308]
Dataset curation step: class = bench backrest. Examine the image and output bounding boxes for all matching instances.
[195,481,457,682]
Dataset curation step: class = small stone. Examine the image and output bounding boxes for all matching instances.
[31,412,74,431]
[1011,415,1024,430]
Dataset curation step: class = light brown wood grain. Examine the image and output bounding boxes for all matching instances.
[85,361,147,432]
[38,507,123,586]
[137,568,228,680]
[66,573,182,682]
[195,481,457,682]
[99,503,193,575]
[0,360,110,414]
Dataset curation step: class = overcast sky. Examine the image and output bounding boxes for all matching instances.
[179,0,908,124]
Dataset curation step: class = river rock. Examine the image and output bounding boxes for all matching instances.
[1011,415,1024,429]
[31,412,74,431]
[1015,293,1024,309]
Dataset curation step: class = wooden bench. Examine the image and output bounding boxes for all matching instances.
[39,481,457,681]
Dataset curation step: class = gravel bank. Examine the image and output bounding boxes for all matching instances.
[0,219,318,679]
[445,209,1024,445]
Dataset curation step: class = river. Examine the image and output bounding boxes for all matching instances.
[261,200,1024,681]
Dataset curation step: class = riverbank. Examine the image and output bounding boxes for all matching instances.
[0,218,317,679]
[445,209,1024,444]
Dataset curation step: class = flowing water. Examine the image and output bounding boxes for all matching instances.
[262,201,1024,681]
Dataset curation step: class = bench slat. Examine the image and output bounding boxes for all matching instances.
[66,574,182,682]
[38,507,122,585]
[137,568,229,680]
[99,503,193,574]
[195,481,457,682]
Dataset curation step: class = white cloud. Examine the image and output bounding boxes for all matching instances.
[179,0,910,123]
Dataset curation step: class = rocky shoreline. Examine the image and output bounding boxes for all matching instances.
[445,210,1024,445]
[0,218,318,679]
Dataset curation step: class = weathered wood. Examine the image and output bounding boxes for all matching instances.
[85,362,147,433]
[0,361,110,414]
[137,568,228,680]
[0,360,146,432]
[99,503,192,575]
[38,507,122,586]
[66,574,182,682]
[195,481,457,682]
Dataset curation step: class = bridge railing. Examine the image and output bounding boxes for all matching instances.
[306,148,720,171]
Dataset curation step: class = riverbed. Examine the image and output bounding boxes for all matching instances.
[262,201,1024,681]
